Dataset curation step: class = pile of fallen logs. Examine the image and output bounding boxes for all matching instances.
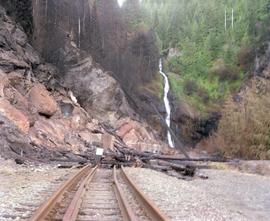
[10,120,225,180]
[96,136,226,179]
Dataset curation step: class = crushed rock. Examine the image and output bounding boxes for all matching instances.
[0,160,73,220]
[125,168,270,221]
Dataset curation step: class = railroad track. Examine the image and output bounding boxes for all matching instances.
[30,165,171,221]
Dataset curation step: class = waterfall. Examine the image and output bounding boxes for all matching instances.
[78,17,81,48]
[159,59,174,148]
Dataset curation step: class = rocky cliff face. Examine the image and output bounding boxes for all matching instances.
[31,0,159,118]
[30,0,138,125]
[0,5,172,162]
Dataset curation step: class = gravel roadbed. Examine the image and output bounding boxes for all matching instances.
[125,168,270,221]
[0,160,73,221]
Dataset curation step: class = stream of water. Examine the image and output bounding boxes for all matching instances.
[159,59,174,148]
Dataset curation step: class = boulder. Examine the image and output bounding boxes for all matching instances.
[79,131,102,145]
[116,118,152,141]
[122,129,140,145]
[63,42,134,125]
[0,98,29,133]
[28,83,58,117]
[116,118,175,154]
[29,118,68,149]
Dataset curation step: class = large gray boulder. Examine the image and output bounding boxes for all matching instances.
[62,42,134,125]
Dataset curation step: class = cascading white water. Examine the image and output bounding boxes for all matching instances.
[159,59,174,148]
[78,17,81,48]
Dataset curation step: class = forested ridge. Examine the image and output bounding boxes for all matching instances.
[142,0,270,112]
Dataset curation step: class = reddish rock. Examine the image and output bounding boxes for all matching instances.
[79,131,102,145]
[102,133,115,150]
[116,119,152,141]
[29,118,68,149]
[122,129,140,145]
[0,98,29,133]
[117,123,133,139]
[28,83,58,116]
[64,133,87,153]
[116,118,175,154]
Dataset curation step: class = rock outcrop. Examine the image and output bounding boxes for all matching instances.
[171,100,221,146]
[0,98,29,133]
[0,5,173,161]
[31,0,161,130]
[116,118,174,154]
[28,83,58,117]
[61,43,134,124]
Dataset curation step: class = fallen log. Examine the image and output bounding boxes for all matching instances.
[142,163,171,172]
[155,159,196,176]
[154,154,226,162]
[100,160,135,167]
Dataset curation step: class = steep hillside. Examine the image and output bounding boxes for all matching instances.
[142,0,270,148]
[198,42,270,160]
[0,4,172,162]
[31,0,161,126]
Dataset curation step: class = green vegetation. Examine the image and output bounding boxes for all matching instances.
[141,0,270,112]
[207,78,270,160]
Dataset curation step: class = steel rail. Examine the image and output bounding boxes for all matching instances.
[62,165,98,221]
[120,166,171,221]
[112,166,138,221]
[30,165,92,221]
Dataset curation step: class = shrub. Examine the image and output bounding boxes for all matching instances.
[183,79,198,95]
[168,57,182,75]
[210,59,239,82]
[197,88,210,104]
[207,78,270,160]
[236,45,254,71]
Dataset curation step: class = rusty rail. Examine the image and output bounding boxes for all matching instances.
[63,166,98,221]
[113,166,138,221]
[30,165,170,221]
[30,165,93,221]
[120,166,171,221]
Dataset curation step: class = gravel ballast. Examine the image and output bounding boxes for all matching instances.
[125,168,270,221]
[0,160,72,221]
